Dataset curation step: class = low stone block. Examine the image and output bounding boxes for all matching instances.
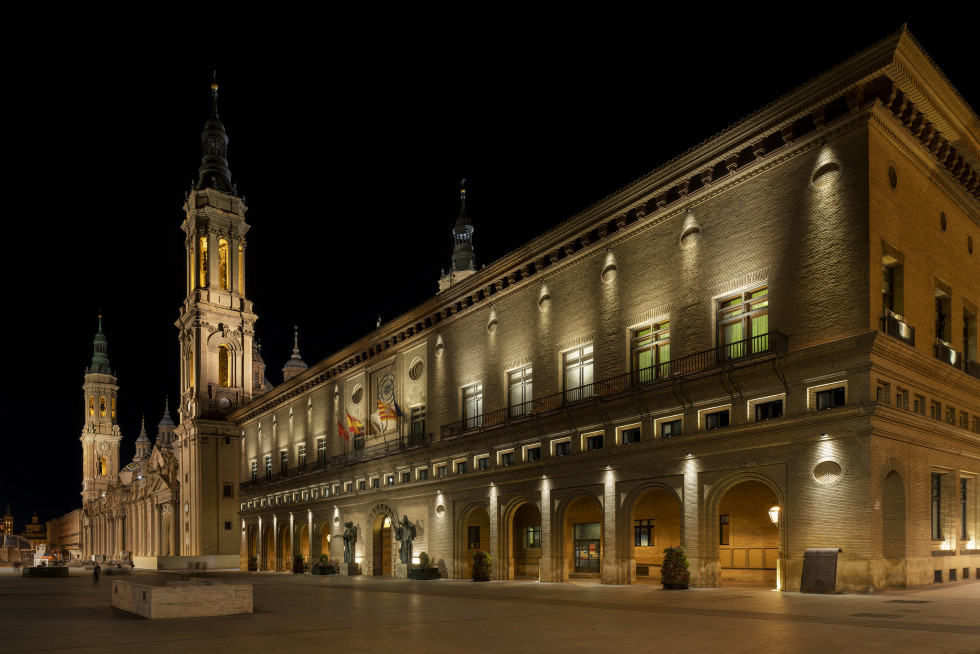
[111,580,252,619]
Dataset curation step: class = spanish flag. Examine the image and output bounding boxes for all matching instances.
[337,420,349,442]
[378,401,396,421]
[347,412,364,435]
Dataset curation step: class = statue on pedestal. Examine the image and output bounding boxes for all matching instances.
[343,521,358,564]
[394,515,416,565]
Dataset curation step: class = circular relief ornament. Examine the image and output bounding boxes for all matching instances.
[409,359,424,380]
[810,457,845,488]
[378,372,395,404]
[436,504,446,517]
[217,395,234,412]
[351,385,363,404]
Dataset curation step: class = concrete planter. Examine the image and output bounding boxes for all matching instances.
[408,568,441,580]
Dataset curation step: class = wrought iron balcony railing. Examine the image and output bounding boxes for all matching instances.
[441,331,788,439]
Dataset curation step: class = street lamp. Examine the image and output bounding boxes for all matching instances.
[768,503,780,525]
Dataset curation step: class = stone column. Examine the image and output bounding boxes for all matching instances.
[539,479,553,582]
[257,517,263,571]
[289,513,294,571]
[601,470,620,584]
[308,511,314,564]
[273,515,279,571]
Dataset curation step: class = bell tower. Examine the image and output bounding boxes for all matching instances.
[173,78,256,556]
[80,316,122,503]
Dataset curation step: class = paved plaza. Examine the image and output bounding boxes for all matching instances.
[2,569,977,653]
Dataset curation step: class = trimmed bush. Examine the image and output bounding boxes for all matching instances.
[661,545,690,589]
[472,550,491,581]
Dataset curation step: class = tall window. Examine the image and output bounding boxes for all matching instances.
[238,244,244,294]
[463,384,483,429]
[218,345,230,387]
[508,365,533,417]
[111,398,116,419]
[932,473,943,540]
[719,515,730,545]
[297,443,306,467]
[961,478,968,540]
[468,525,480,549]
[264,455,272,479]
[316,437,326,465]
[935,287,951,342]
[280,450,288,473]
[89,396,94,416]
[410,405,426,438]
[718,287,769,359]
[882,260,903,315]
[198,236,208,288]
[250,460,257,482]
[218,238,229,290]
[564,345,594,402]
[100,396,107,417]
[631,320,670,383]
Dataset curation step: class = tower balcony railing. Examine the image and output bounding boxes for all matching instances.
[441,331,788,439]
[880,310,915,346]
[329,432,432,468]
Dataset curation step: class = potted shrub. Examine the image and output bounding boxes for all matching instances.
[472,550,492,581]
[292,553,305,574]
[660,545,690,589]
[408,551,441,580]
[247,555,258,572]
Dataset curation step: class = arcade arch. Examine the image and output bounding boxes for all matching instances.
[557,494,603,580]
[712,478,781,588]
[500,499,542,580]
[624,486,681,584]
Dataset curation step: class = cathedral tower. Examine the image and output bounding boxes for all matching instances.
[173,79,256,556]
[80,317,122,503]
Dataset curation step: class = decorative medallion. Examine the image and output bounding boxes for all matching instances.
[379,372,395,404]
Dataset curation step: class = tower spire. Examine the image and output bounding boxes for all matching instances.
[195,73,234,194]
[451,178,475,273]
[88,315,112,375]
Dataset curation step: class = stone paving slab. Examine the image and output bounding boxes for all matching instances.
[1,569,977,653]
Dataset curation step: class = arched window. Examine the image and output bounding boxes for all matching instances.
[100,396,107,417]
[218,345,230,387]
[98,458,106,476]
[199,236,208,288]
[111,398,116,419]
[218,238,229,290]
[89,396,94,416]
[238,244,244,294]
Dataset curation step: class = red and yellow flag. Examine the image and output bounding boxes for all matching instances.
[337,419,349,441]
[346,412,364,435]
[378,401,396,421]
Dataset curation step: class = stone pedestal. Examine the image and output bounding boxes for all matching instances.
[395,563,409,579]
[339,563,360,576]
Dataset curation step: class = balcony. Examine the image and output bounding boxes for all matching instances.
[441,331,788,439]
[880,311,915,346]
[330,432,432,468]
[240,459,329,492]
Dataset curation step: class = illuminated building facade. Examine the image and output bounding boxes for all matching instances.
[234,28,978,591]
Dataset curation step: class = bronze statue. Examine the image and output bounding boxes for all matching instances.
[394,515,416,565]
[342,521,358,564]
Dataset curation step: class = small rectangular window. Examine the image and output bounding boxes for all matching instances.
[816,388,846,410]
[401,472,411,484]
[500,452,514,466]
[586,435,603,451]
[896,388,909,410]
[931,401,942,420]
[755,400,783,421]
[222,484,233,498]
[371,477,379,488]
[436,465,447,478]
[525,446,541,462]
[477,457,490,470]
[622,427,640,444]
[555,441,571,457]
[358,480,366,491]
[876,381,891,404]
[456,461,467,474]
[945,406,956,425]
[660,420,682,438]
[224,521,232,531]
[526,525,541,548]
[386,475,395,486]
[634,519,654,547]
[914,395,926,416]
[705,410,730,430]
[417,468,429,481]
[346,483,353,493]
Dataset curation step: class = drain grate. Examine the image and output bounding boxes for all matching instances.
[851,613,901,618]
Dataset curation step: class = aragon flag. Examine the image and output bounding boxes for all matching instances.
[378,401,396,421]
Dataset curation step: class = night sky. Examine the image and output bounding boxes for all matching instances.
[5,17,975,532]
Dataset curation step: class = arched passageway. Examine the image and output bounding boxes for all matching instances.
[505,501,542,579]
[882,470,906,587]
[458,505,491,579]
[262,525,275,571]
[628,487,681,584]
[717,480,779,587]
[563,495,603,579]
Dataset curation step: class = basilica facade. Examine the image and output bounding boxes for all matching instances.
[233,27,979,592]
